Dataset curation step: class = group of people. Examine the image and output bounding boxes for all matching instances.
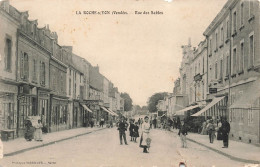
[117,116,151,153]
[24,119,43,142]
[201,117,230,148]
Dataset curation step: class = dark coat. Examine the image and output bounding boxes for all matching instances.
[117,121,128,133]
[129,123,135,136]
[178,124,188,136]
[221,121,230,134]
[133,125,139,137]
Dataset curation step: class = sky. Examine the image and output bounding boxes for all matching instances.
[9,0,227,106]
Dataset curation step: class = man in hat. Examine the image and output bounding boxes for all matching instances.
[117,117,128,145]
[178,120,188,148]
[221,117,230,148]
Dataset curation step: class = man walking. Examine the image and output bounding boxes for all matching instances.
[117,117,128,145]
[178,120,188,148]
[221,118,230,148]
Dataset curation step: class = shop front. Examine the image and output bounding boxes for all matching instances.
[50,96,69,132]
[0,81,18,139]
[17,85,37,137]
[81,103,93,127]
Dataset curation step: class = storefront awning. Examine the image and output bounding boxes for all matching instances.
[107,108,118,116]
[101,107,115,116]
[81,104,93,113]
[192,96,225,116]
[230,78,260,109]
[175,105,200,116]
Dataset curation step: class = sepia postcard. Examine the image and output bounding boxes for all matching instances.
[0,0,260,166]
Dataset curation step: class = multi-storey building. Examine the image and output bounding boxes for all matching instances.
[16,12,53,135]
[49,35,68,132]
[192,0,260,144]
[0,1,19,136]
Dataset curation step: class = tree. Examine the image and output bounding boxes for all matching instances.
[120,92,133,111]
[141,106,148,110]
[134,105,141,110]
[147,92,168,113]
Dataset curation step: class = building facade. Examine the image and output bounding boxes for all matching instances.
[0,1,19,136]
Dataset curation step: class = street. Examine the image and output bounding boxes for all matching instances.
[1,128,245,167]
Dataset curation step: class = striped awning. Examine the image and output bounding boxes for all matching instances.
[191,96,225,116]
[175,105,200,116]
[81,104,93,113]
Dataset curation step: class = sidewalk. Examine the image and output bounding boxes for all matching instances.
[172,129,260,164]
[2,127,106,157]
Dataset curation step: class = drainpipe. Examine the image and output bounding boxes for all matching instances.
[16,29,19,137]
[228,7,232,121]
[206,35,209,120]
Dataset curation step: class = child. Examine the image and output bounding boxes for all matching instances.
[129,120,135,141]
[133,122,139,143]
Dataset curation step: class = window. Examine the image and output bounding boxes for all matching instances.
[209,39,212,54]
[248,109,253,124]
[202,57,204,73]
[240,2,244,25]
[233,11,237,33]
[5,38,12,71]
[220,59,223,79]
[249,34,254,68]
[232,48,237,74]
[240,41,244,72]
[249,0,254,17]
[69,78,71,95]
[33,59,37,81]
[215,32,218,50]
[226,20,229,39]
[21,52,29,80]
[221,27,224,44]
[226,54,229,76]
[40,62,45,85]
[215,62,218,79]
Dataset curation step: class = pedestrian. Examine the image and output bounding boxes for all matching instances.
[149,118,153,129]
[117,117,128,145]
[221,118,230,148]
[153,118,157,129]
[133,122,139,143]
[90,118,94,128]
[24,119,34,141]
[129,119,135,141]
[34,120,43,141]
[216,118,223,140]
[140,116,151,153]
[207,119,216,143]
[101,117,105,127]
[140,118,143,128]
[178,120,188,148]
[200,121,207,135]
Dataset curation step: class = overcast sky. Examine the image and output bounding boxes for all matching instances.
[10,0,227,106]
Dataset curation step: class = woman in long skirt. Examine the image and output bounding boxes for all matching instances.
[34,120,43,141]
[140,116,151,153]
[133,122,139,142]
[24,120,34,141]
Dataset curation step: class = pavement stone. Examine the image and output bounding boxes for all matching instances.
[2,127,106,157]
[171,128,260,164]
